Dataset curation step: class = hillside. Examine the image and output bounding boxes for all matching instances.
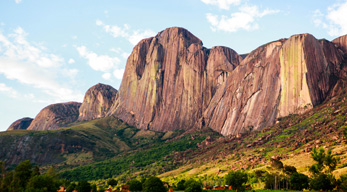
[57,89,347,185]
[0,115,219,179]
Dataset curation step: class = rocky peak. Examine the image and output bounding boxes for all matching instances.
[78,83,117,121]
[109,27,241,132]
[332,34,347,54]
[27,102,81,131]
[7,117,33,131]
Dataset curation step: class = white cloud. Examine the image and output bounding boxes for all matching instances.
[113,69,124,80]
[102,72,112,80]
[96,20,156,45]
[68,58,75,64]
[314,1,347,36]
[0,27,83,102]
[14,0,22,4]
[206,4,279,32]
[201,0,241,10]
[0,83,18,98]
[76,46,120,72]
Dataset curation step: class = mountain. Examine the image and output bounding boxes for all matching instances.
[6,27,347,136]
[108,27,242,132]
[109,28,347,135]
[78,83,118,121]
[6,117,33,131]
[27,102,81,131]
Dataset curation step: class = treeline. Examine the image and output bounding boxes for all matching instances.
[169,147,347,192]
[0,160,66,192]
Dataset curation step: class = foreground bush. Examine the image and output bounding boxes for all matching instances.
[142,176,166,192]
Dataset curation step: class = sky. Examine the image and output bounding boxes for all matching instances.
[1,0,347,132]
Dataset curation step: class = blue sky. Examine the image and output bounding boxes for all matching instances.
[1,0,347,131]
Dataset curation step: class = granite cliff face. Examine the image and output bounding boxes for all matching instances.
[110,29,346,135]
[78,83,117,121]
[203,34,344,135]
[108,27,241,131]
[27,102,81,131]
[7,117,33,131]
[7,27,347,136]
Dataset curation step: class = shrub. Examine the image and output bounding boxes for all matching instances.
[184,179,202,192]
[26,175,59,192]
[290,172,309,191]
[142,176,166,192]
[128,179,142,192]
[176,179,186,190]
[224,170,248,190]
[310,174,334,191]
[77,181,91,192]
[338,174,347,191]
[107,178,118,187]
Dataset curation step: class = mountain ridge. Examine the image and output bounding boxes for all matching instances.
[6,27,347,137]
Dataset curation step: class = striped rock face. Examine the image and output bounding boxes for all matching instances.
[78,83,117,121]
[108,27,241,132]
[203,34,344,135]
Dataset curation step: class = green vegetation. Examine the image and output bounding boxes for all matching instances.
[59,128,213,181]
[225,170,248,190]
[142,176,166,192]
[184,179,202,192]
[0,160,63,192]
[128,179,142,192]
[107,178,118,187]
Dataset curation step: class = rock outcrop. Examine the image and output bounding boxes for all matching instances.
[78,83,117,121]
[332,34,347,54]
[27,102,81,131]
[203,34,344,135]
[7,117,33,131]
[108,27,241,131]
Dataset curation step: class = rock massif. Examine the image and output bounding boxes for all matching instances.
[78,83,118,121]
[108,27,241,131]
[27,102,81,131]
[7,117,33,131]
[203,34,345,135]
[6,27,347,136]
[109,28,347,135]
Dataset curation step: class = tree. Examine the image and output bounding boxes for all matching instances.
[1,170,14,192]
[290,172,309,191]
[309,147,339,190]
[77,181,91,192]
[176,179,186,190]
[32,166,40,176]
[310,173,334,191]
[225,170,248,190]
[107,178,118,187]
[46,166,58,179]
[91,184,97,192]
[283,165,297,176]
[14,160,32,189]
[184,179,202,192]
[142,176,166,192]
[98,186,106,192]
[26,174,59,192]
[338,174,347,191]
[128,179,142,192]
[66,183,76,192]
[270,158,284,170]
[309,147,339,175]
